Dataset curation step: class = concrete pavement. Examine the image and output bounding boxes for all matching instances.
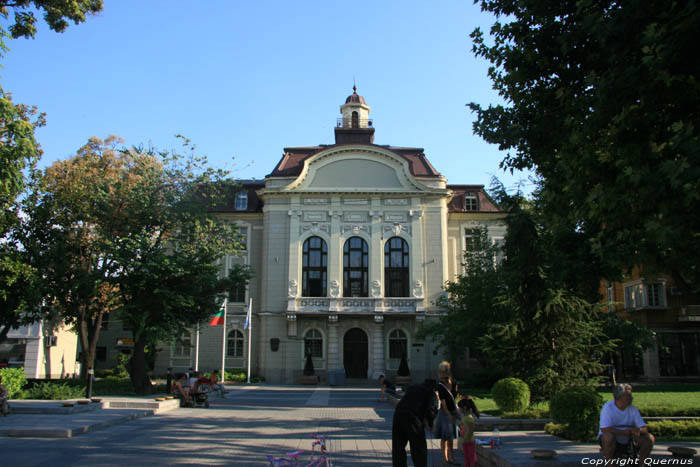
[0,385,697,466]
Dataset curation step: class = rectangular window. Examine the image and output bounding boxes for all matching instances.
[492,237,505,265]
[230,282,246,303]
[624,281,665,309]
[96,346,107,362]
[101,312,109,330]
[236,226,248,251]
[465,194,478,211]
[464,228,479,251]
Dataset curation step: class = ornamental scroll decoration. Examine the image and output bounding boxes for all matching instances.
[372,280,382,297]
[288,280,298,298]
[413,280,424,298]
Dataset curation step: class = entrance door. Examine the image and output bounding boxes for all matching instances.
[343,328,368,378]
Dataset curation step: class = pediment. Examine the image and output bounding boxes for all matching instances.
[284,146,438,193]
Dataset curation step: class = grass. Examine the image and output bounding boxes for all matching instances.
[458,383,700,419]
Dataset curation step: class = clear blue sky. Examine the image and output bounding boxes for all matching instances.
[1,0,533,192]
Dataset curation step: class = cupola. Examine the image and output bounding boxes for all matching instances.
[335,86,375,144]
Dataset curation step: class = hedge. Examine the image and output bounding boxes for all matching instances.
[545,420,700,441]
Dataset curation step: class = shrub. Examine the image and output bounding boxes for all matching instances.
[23,381,86,400]
[647,420,700,439]
[0,367,27,398]
[491,377,530,412]
[222,370,265,384]
[550,385,602,441]
[93,376,136,396]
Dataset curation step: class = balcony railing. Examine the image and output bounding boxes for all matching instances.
[288,296,423,314]
[336,118,373,128]
[679,305,700,322]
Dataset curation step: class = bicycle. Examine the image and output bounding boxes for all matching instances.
[266,434,332,466]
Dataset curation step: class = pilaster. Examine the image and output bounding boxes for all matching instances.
[372,315,385,379]
[370,198,383,297]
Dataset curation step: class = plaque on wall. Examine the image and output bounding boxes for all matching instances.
[343,198,369,205]
[303,198,329,204]
[384,212,407,222]
[344,212,367,222]
[303,211,327,222]
[384,199,408,205]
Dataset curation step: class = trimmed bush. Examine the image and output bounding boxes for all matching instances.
[550,385,603,441]
[23,381,86,400]
[647,420,700,438]
[491,377,530,412]
[0,367,27,398]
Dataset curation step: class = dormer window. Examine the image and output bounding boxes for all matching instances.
[235,191,248,211]
[465,193,478,211]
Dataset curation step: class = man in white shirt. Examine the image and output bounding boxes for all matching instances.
[598,383,655,463]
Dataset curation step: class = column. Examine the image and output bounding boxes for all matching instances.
[329,197,342,306]
[369,198,383,302]
[372,315,385,379]
[287,197,301,311]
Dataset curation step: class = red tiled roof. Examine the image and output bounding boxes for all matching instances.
[209,180,265,213]
[447,185,501,213]
[268,145,443,178]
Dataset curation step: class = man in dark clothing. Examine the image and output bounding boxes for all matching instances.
[392,379,439,467]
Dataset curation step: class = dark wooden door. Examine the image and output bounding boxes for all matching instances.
[343,328,368,378]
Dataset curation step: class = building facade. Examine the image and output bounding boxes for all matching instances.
[97,88,506,384]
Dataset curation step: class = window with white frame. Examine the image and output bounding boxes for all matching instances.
[624,281,666,309]
[606,282,615,310]
[302,236,327,297]
[464,228,479,252]
[465,193,478,211]
[304,328,323,358]
[385,237,409,297]
[344,237,368,297]
[227,329,244,357]
[389,329,408,359]
[492,237,506,265]
[235,191,248,210]
[173,331,192,357]
[235,226,248,251]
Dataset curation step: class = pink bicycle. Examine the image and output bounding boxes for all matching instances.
[267,434,332,466]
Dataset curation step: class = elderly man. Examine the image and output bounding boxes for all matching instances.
[598,383,655,463]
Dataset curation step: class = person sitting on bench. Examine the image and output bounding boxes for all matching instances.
[598,383,655,463]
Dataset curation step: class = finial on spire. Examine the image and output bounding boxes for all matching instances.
[353,76,356,93]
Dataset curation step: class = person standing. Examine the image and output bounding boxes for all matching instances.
[435,361,460,466]
[392,379,439,467]
[457,397,480,467]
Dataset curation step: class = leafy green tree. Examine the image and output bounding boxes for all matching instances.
[469,0,700,291]
[0,0,102,51]
[0,92,44,344]
[27,135,247,392]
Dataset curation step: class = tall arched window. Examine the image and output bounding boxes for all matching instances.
[344,237,368,297]
[389,329,408,359]
[227,329,244,357]
[385,237,409,297]
[304,328,323,358]
[351,111,359,128]
[173,331,192,357]
[302,236,327,297]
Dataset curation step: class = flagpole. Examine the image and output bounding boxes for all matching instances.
[221,298,227,382]
[194,323,200,372]
[246,297,252,384]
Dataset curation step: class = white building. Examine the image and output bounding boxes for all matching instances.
[99,88,507,384]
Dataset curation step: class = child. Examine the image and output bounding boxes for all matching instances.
[457,396,480,467]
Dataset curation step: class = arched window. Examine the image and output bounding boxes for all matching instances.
[227,329,244,357]
[344,237,368,297]
[389,329,408,359]
[302,236,327,297]
[351,111,359,128]
[304,328,323,358]
[173,331,192,357]
[385,237,409,297]
[235,191,248,210]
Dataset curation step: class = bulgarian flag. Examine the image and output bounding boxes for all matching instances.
[209,301,226,326]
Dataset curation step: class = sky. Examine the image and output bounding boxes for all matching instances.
[1,0,534,193]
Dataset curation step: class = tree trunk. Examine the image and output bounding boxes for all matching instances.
[129,333,152,395]
[0,325,10,346]
[77,307,104,380]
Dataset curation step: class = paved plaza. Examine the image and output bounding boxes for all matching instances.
[0,385,698,466]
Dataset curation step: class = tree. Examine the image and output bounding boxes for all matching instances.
[0,0,102,50]
[0,92,44,344]
[27,136,246,392]
[469,0,700,290]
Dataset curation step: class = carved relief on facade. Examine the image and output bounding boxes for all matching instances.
[288,280,298,298]
[330,280,340,297]
[383,223,410,237]
[300,222,330,235]
[413,280,424,298]
[372,280,382,297]
[342,224,369,236]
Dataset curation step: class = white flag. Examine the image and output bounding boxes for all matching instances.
[244,300,252,330]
